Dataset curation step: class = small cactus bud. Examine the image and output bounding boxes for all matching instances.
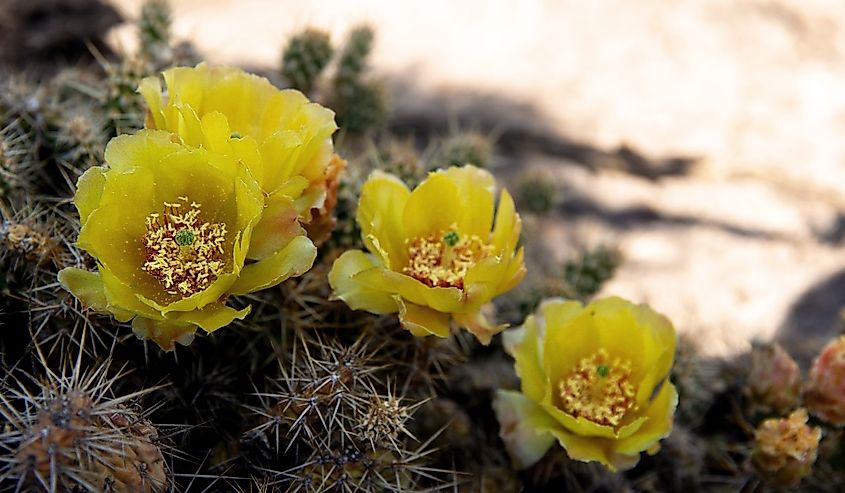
[746,343,801,413]
[806,335,845,425]
[752,408,821,486]
[437,131,493,168]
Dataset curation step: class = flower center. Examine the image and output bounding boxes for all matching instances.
[403,227,493,289]
[557,348,638,427]
[142,197,228,297]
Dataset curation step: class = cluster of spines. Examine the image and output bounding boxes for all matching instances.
[435,130,494,169]
[281,29,335,95]
[139,0,173,68]
[516,168,558,214]
[241,332,449,491]
[330,25,388,134]
[563,245,621,301]
[0,350,169,492]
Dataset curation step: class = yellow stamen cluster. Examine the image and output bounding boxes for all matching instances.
[403,227,493,289]
[558,348,638,427]
[142,197,227,297]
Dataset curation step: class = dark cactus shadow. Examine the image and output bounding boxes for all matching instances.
[777,267,845,365]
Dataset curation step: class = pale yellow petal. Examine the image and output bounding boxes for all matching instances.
[492,390,558,469]
[396,298,451,338]
[131,316,196,352]
[503,315,546,402]
[229,235,316,295]
[328,250,399,314]
[58,268,108,313]
[166,303,251,333]
[74,166,106,224]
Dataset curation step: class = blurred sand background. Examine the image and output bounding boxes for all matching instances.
[106,0,845,359]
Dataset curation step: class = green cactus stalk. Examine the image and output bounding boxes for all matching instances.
[281,28,334,94]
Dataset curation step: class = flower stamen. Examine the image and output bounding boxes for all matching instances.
[403,226,492,289]
[142,197,227,296]
[558,348,638,427]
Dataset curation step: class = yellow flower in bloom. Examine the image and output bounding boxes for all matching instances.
[140,63,338,252]
[328,165,525,344]
[805,335,845,425]
[493,297,678,470]
[58,131,317,350]
[752,408,821,486]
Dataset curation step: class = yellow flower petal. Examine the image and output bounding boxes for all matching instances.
[131,316,196,352]
[545,427,640,472]
[139,75,165,128]
[492,188,521,253]
[100,268,160,322]
[356,170,411,269]
[440,165,495,238]
[327,250,399,314]
[403,172,462,240]
[199,111,233,154]
[103,130,183,172]
[464,256,509,307]
[142,64,338,198]
[258,130,304,191]
[58,268,108,313]
[166,303,251,333]
[248,192,305,260]
[74,166,106,223]
[502,315,546,402]
[541,299,597,384]
[352,267,464,313]
[497,247,527,295]
[396,298,451,338]
[230,235,317,295]
[77,167,156,284]
[615,381,678,456]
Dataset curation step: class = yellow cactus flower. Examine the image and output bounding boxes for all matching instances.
[139,63,339,251]
[58,130,317,350]
[493,297,678,471]
[328,165,525,344]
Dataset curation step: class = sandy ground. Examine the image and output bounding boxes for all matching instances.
[108,0,845,359]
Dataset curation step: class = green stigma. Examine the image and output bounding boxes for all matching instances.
[596,364,610,377]
[174,228,195,246]
[230,131,243,139]
[443,231,460,247]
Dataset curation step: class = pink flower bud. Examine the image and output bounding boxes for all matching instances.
[746,343,801,412]
[806,336,845,425]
